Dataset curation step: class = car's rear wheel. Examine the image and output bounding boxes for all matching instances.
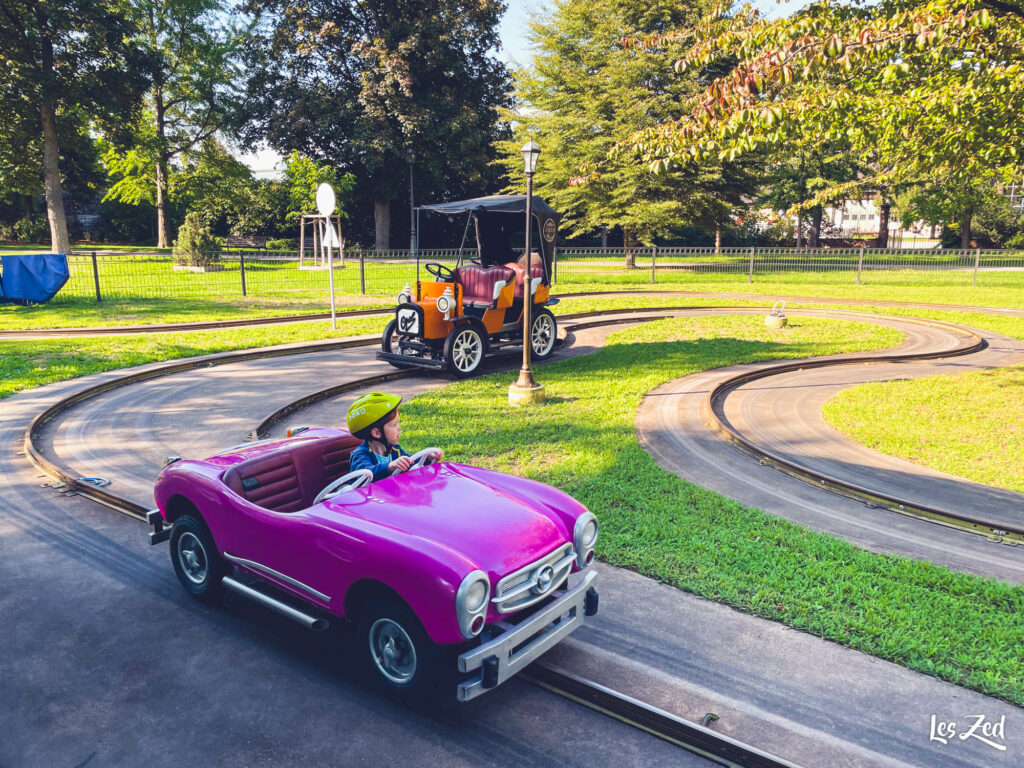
[381,319,409,369]
[170,514,225,603]
[444,324,486,377]
[531,307,557,360]
[357,598,447,699]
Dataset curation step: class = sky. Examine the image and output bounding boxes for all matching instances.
[497,0,808,66]
[241,0,808,173]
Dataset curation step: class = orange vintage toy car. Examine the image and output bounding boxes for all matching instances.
[377,195,561,377]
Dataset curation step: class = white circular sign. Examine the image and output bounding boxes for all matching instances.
[316,183,336,217]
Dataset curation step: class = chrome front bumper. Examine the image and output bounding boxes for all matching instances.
[456,570,597,702]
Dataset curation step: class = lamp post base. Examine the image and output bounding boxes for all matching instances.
[509,381,546,407]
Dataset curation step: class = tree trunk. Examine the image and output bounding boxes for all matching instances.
[600,226,608,248]
[40,102,71,253]
[960,206,973,249]
[155,154,171,248]
[808,206,823,248]
[374,198,391,251]
[154,90,171,248]
[795,211,803,248]
[623,227,638,268]
[875,202,891,248]
[715,225,721,254]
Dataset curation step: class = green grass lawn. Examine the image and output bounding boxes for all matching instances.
[824,364,1024,495]
[0,315,390,400]
[399,316,1024,706]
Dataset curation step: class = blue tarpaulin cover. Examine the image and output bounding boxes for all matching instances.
[0,253,70,303]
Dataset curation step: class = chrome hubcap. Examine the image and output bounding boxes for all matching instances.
[532,314,554,356]
[452,330,483,372]
[369,618,417,684]
[177,532,207,585]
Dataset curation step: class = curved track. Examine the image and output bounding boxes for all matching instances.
[4,306,1024,767]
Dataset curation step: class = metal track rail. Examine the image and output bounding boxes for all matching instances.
[703,319,1024,545]
[523,666,802,768]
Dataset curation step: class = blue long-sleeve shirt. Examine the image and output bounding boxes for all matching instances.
[349,441,410,482]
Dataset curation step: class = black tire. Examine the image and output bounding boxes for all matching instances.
[169,514,225,603]
[444,323,487,378]
[530,307,557,360]
[357,598,448,699]
[382,319,416,370]
[382,318,398,354]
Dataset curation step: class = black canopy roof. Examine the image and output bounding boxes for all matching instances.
[417,195,561,219]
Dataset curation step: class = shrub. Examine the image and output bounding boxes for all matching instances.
[265,237,298,251]
[172,212,221,266]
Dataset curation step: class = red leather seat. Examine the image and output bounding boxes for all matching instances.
[505,261,546,300]
[222,433,362,512]
[456,265,514,308]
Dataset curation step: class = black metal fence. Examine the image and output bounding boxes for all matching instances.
[42,246,1024,306]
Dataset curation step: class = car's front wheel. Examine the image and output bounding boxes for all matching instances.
[357,598,447,699]
[444,324,487,377]
[169,514,225,603]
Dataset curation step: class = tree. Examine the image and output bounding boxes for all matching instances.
[239,0,511,250]
[621,0,1024,223]
[103,127,253,235]
[499,0,754,257]
[129,0,249,247]
[0,0,147,251]
[757,143,862,247]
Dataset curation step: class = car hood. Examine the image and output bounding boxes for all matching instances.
[323,463,568,577]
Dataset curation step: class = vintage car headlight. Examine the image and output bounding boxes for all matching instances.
[456,569,490,639]
[397,291,412,304]
[573,512,598,568]
[436,295,452,314]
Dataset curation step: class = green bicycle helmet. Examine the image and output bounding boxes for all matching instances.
[346,392,402,438]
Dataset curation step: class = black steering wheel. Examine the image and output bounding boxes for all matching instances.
[425,262,457,281]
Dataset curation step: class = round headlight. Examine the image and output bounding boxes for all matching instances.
[573,512,598,568]
[465,579,488,613]
[582,519,598,548]
[397,292,411,304]
[436,295,451,313]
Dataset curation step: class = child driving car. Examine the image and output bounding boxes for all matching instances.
[346,392,443,481]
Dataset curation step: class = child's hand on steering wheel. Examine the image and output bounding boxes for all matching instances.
[389,456,413,474]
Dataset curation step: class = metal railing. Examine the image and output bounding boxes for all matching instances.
[34,246,1024,307]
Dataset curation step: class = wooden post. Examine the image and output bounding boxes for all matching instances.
[239,251,247,296]
[973,248,980,286]
[651,245,657,284]
[299,217,305,268]
[91,251,102,302]
[857,247,864,285]
[748,247,755,283]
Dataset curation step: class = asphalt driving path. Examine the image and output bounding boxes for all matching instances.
[3,308,1023,766]
[0,330,707,768]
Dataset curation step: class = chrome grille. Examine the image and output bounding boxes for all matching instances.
[493,543,575,614]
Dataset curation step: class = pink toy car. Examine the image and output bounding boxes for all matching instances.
[149,427,598,700]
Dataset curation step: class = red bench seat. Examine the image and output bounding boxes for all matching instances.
[222,433,362,512]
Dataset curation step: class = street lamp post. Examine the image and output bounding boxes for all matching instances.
[509,140,546,406]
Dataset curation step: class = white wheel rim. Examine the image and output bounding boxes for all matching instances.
[369,618,418,684]
[532,314,554,356]
[177,532,208,585]
[452,329,483,372]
